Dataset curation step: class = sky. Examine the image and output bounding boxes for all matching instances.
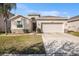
[11,3,79,17]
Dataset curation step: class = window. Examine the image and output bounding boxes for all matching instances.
[17,21,23,28]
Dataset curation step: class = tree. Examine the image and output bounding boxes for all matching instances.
[0,3,16,34]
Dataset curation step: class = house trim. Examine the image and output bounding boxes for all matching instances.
[37,19,67,21]
[10,15,29,20]
[68,19,79,23]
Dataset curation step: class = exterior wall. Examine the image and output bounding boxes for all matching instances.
[67,21,79,32]
[11,17,32,33]
[36,20,67,32]
[11,17,24,29]
[24,18,32,32]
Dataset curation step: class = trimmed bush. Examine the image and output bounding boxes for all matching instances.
[23,29,30,33]
[37,28,42,33]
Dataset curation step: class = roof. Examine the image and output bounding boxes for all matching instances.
[9,15,28,20]
[28,13,40,16]
[37,16,68,20]
[68,15,79,22]
[70,15,79,19]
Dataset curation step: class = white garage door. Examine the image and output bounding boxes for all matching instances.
[42,23,64,33]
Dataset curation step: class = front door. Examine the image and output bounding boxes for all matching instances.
[32,22,36,32]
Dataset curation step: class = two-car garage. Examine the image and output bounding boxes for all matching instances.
[37,16,67,33]
[42,23,64,33]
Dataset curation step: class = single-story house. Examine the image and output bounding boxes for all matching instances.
[67,15,79,32]
[10,14,68,33]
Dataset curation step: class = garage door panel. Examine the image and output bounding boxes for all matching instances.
[42,23,64,33]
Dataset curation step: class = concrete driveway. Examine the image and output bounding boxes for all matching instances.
[42,33,79,56]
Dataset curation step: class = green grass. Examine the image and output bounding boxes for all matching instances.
[0,34,45,55]
[68,32,79,37]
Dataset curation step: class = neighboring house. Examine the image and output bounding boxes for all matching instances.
[10,15,32,33]
[0,12,14,33]
[67,15,79,32]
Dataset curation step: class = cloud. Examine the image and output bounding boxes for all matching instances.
[11,4,69,17]
[39,11,60,16]
[26,10,60,16]
[27,10,69,17]
[25,9,69,17]
[17,4,29,10]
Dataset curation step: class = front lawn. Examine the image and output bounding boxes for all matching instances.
[68,32,79,37]
[0,34,45,55]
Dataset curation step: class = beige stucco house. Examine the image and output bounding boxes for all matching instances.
[10,14,68,33]
[67,15,79,32]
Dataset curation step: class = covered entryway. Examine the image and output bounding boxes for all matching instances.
[42,23,64,33]
[31,17,36,32]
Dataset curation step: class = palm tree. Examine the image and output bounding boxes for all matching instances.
[0,3,16,34]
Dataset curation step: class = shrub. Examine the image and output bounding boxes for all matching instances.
[37,28,42,33]
[23,29,30,33]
